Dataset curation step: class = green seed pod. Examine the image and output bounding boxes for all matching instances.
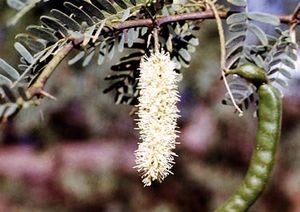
[226,63,268,87]
[216,84,282,211]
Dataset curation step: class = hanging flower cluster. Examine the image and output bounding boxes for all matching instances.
[134,50,180,186]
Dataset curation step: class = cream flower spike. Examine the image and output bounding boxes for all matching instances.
[134,50,180,186]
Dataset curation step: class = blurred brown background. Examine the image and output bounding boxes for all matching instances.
[0,0,300,211]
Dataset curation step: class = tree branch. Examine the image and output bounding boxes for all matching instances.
[27,41,75,98]
[24,5,300,101]
[113,5,299,31]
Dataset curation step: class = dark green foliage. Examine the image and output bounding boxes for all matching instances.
[223,1,297,110]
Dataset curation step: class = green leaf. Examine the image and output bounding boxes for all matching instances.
[51,9,81,31]
[282,58,296,69]
[127,28,138,48]
[269,68,292,79]
[26,25,58,43]
[247,12,280,26]
[243,49,266,69]
[0,59,20,80]
[82,49,96,67]
[227,0,247,6]
[269,58,296,70]
[64,2,94,26]
[228,23,247,32]
[92,0,117,14]
[3,104,19,118]
[15,33,46,52]
[68,51,85,65]
[40,16,69,36]
[226,12,247,25]
[189,38,199,46]
[0,75,13,85]
[14,42,34,64]
[272,49,297,62]
[226,54,240,69]
[226,33,246,49]
[248,24,268,46]
[226,43,244,60]
[118,33,125,52]
[179,49,191,62]
[274,78,288,87]
[286,48,298,61]
[2,85,16,102]
[114,0,128,9]
[107,41,115,60]
[7,0,25,10]
[98,42,107,65]
[80,1,105,20]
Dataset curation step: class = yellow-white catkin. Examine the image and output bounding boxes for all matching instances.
[134,50,180,186]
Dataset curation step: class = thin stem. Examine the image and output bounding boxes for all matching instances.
[289,3,300,43]
[153,27,159,53]
[206,0,243,115]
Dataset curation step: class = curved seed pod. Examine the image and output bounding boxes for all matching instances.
[217,84,282,211]
[226,63,268,87]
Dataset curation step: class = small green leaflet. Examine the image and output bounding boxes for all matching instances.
[248,24,268,46]
[0,75,13,85]
[0,59,20,80]
[7,0,25,10]
[227,0,247,7]
[247,12,280,26]
[226,13,247,25]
